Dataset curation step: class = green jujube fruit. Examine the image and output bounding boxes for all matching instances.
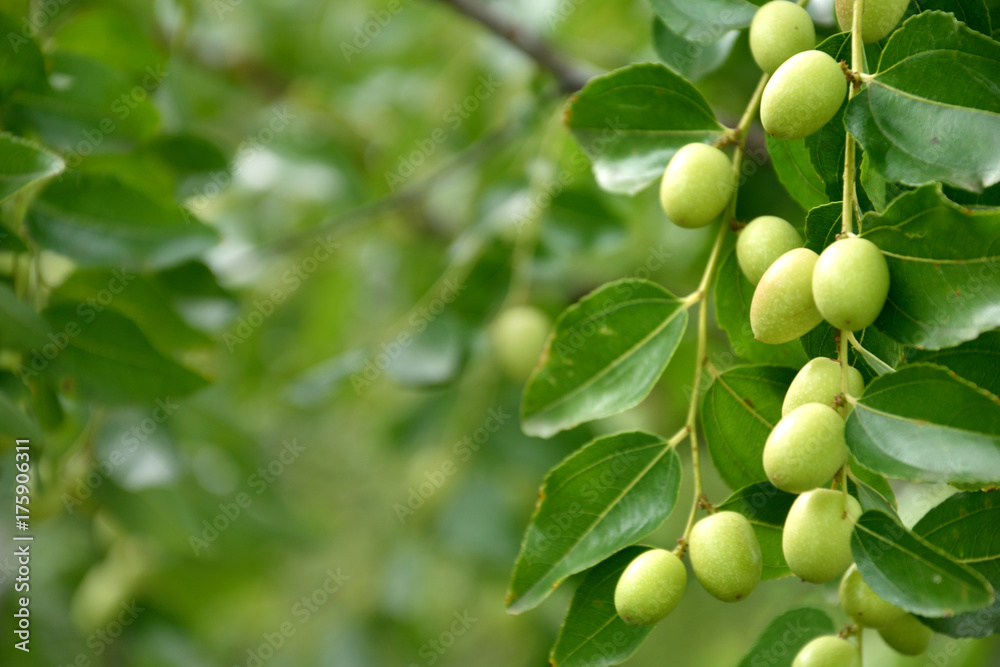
[839,563,906,628]
[750,248,823,344]
[490,305,551,380]
[879,614,934,656]
[763,403,847,493]
[783,489,862,583]
[761,50,847,140]
[688,511,762,602]
[812,237,890,331]
[614,549,687,626]
[782,357,865,417]
[792,636,861,667]
[750,1,816,74]
[736,215,802,285]
[659,143,735,228]
[836,0,909,43]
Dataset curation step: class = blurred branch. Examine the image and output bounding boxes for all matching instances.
[427,0,592,94]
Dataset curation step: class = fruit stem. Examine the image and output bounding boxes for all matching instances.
[841,0,866,237]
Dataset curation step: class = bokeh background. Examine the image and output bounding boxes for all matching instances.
[0,0,998,665]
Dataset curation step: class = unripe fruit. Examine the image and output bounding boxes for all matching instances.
[783,489,862,583]
[761,50,847,140]
[490,305,550,380]
[689,511,762,602]
[750,248,823,344]
[749,1,816,74]
[879,614,934,656]
[812,237,890,331]
[763,403,847,493]
[782,357,865,417]
[659,143,735,228]
[614,549,687,626]
[736,215,802,285]
[839,563,906,628]
[792,636,861,667]
[836,0,909,43]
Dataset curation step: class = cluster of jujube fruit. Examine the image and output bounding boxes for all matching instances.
[615,1,927,663]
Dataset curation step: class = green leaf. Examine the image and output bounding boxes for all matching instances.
[649,0,764,40]
[904,0,993,37]
[0,282,50,351]
[0,389,40,442]
[846,12,1000,191]
[41,304,208,405]
[852,510,994,617]
[907,331,1000,396]
[736,607,835,667]
[714,250,807,366]
[701,364,795,491]
[802,201,842,253]
[765,135,829,211]
[0,11,47,99]
[506,431,682,613]
[847,458,898,515]
[549,546,655,667]
[52,7,165,77]
[860,184,1000,350]
[846,364,1000,486]
[564,63,725,195]
[0,133,64,203]
[800,321,904,383]
[718,482,797,580]
[521,279,688,438]
[26,172,218,271]
[652,19,737,82]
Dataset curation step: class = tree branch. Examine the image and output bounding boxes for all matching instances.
[427,0,592,94]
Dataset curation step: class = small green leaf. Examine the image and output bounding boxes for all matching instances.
[506,431,681,614]
[800,321,904,383]
[652,18,737,82]
[521,279,688,438]
[736,607,835,667]
[765,135,829,211]
[564,63,725,195]
[852,510,994,617]
[650,0,763,40]
[701,364,795,491]
[847,458,898,515]
[908,331,1000,396]
[718,482,797,580]
[846,364,1000,486]
[802,202,842,254]
[549,546,655,667]
[0,133,64,203]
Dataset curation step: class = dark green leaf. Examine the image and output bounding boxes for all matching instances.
[701,364,795,491]
[736,608,835,667]
[652,18,737,82]
[650,0,764,40]
[907,331,1000,396]
[847,458,898,515]
[0,133,64,203]
[0,11,47,99]
[904,0,992,37]
[0,281,50,350]
[799,321,904,383]
[846,364,1000,486]
[564,63,725,195]
[765,135,829,211]
[506,431,681,613]
[549,546,654,667]
[718,482,797,580]
[521,279,688,438]
[802,202,842,253]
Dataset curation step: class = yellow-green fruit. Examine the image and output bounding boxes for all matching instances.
[659,143,735,228]
[813,237,890,331]
[836,0,909,43]
[761,50,847,140]
[614,549,687,626]
[736,215,803,285]
[689,511,762,602]
[839,563,906,628]
[792,636,861,667]
[750,248,823,344]
[490,305,550,380]
[763,403,847,493]
[750,1,816,74]
[783,489,862,583]
[782,357,865,417]
[879,614,934,656]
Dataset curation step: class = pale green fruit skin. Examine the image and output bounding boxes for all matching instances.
[763,403,847,493]
[490,305,550,380]
[750,1,816,74]
[782,357,865,417]
[750,248,823,344]
[879,614,934,656]
[689,511,762,602]
[659,143,735,228]
[761,50,847,140]
[839,563,906,628]
[792,636,861,667]
[836,0,909,43]
[614,549,687,626]
[737,215,803,285]
[783,489,862,583]
[813,237,890,331]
